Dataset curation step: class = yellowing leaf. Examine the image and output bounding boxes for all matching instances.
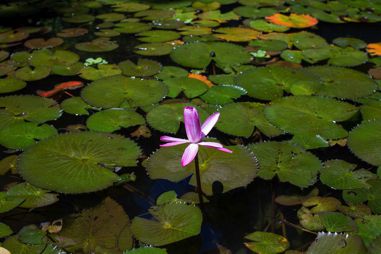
[188,73,214,87]
[214,27,260,42]
[367,43,381,56]
[266,13,318,28]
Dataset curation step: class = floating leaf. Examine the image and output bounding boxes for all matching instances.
[14,66,51,81]
[119,58,162,77]
[137,30,180,43]
[96,12,125,22]
[146,103,208,134]
[244,232,289,254]
[131,197,202,246]
[328,46,368,67]
[86,109,145,132]
[217,102,282,137]
[249,141,321,187]
[29,49,79,67]
[51,62,84,76]
[319,212,355,232]
[233,6,276,19]
[266,13,318,28]
[61,96,92,116]
[95,29,121,37]
[348,120,381,166]
[0,77,26,93]
[0,192,23,213]
[213,27,260,42]
[113,2,150,12]
[135,42,173,56]
[200,85,246,104]
[306,233,366,254]
[170,42,251,71]
[199,10,240,23]
[155,66,188,80]
[163,77,209,98]
[24,38,63,49]
[80,64,121,81]
[57,28,88,38]
[55,197,133,253]
[320,160,374,190]
[249,39,288,51]
[0,223,12,238]
[114,22,152,34]
[75,38,118,52]
[144,145,257,195]
[357,215,381,248]
[249,19,289,32]
[333,37,367,49]
[264,96,358,148]
[81,75,167,109]
[0,155,17,175]
[18,132,140,193]
[0,30,28,44]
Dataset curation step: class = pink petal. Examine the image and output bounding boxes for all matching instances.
[160,136,188,143]
[184,106,202,143]
[160,141,188,147]
[181,143,199,167]
[217,147,233,153]
[198,141,223,148]
[201,112,220,136]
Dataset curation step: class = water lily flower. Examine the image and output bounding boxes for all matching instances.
[160,106,232,167]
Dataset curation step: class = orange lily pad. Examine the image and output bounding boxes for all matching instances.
[367,43,381,56]
[56,28,89,38]
[188,73,213,88]
[266,13,318,28]
[24,38,64,49]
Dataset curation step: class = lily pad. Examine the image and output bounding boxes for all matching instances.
[163,77,209,98]
[75,38,118,52]
[57,28,88,38]
[51,62,84,76]
[29,49,80,67]
[306,232,366,254]
[14,66,51,81]
[0,77,26,93]
[266,13,318,28]
[199,10,240,23]
[113,2,150,12]
[0,223,12,238]
[81,75,167,109]
[61,96,92,116]
[200,85,246,104]
[0,192,23,213]
[213,27,260,42]
[0,122,57,149]
[328,46,368,67]
[96,12,125,22]
[146,103,208,134]
[320,160,374,190]
[134,43,174,56]
[86,109,145,132]
[80,64,121,80]
[119,58,162,77]
[24,38,64,49]
[114,22,152,34]
[18,132,140,193]
[216,102,283,137]
[249,19,289,32]
[348,120,381,166]
[249,141,321,187]
[131,195,202,246]
[264,96,358,149]
[249,39,288,51]
[144,145,257,195]
[244,232,289,254]
[137,30,180,43]
[170,42,252,71]
[94,29,121,37]
[55,197,133,253]
[333,37,367,49]
[155,66,188,80]
[0,30,29,44]
[233,6,276,19]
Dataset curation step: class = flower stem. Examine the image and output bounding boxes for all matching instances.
[194,154,205,211]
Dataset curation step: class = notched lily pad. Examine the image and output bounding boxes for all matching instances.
[119,58,162,77]
[24,38,64,49]
[163,76,209,98]
[0,77,26,93]
[75,38,119,52]
[61,96,92,116]
[18,132,141,193]
[14,66,51,81]
[80,64,121,80]
[244,232,289,254]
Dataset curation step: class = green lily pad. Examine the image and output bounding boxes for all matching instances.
[137,30,180,43]
[199,10,240,22]
[170,42,252,71]
[80,64,122,80]
[0,155,17,175]
[333,37,367,49]
[319,212,355,232]
[86,109,145,132]
[10,51,29,67]
[94,29,121,37]
[357,215,381,249]
[163,77,209,98]
[18,132,140,193]
[155,66,188,80]
[6,182,59,208]
[146,103,208,133]
[0,50,9,62]
[249,39,288,51]
[348,120,381,166]
[216,102,283,137]
[113,2,150,12]
[134,43,173,56]
[0,77,26,93]
[306,66,377,100]
[144,145,257,195]
[124,247,167,254]
[56,27,88,38]
[248,141,321,187]
[280,50,303,63]
[179,26,212,36]
[342,179,381,213]
[306,233,366,254]
[114,22,152,34]
[24,37,64,49]
[0,222,12,238]
[213,27,260,42]
[249,19,289,32]
[61,96,92,116]
[200,85,246,104]
[291,31,328,50]
[81,75,167,109]
[96,12,125,22]
[51,62,84,76]
[264,96,358,149]
[360,100,381,121]
[29,49,80,67]
[0,95,61,128]
[62,14,95,23]
[244,232,289,254]
[134,10,174,21]
[14,66,51,81]
[0,30,29,44]
[75,38,119,52]
[55,197,133,253]
[0,122,57,149]
[320,160,374,190]
[119,58,162,77]
[233,6,276,19]
[0,192,23,213]
[131,195,202,246]
[328,46,368,67]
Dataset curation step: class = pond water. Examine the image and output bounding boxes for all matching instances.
[0,1,381,254]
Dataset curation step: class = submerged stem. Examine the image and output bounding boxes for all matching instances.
[194,154,205,211]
